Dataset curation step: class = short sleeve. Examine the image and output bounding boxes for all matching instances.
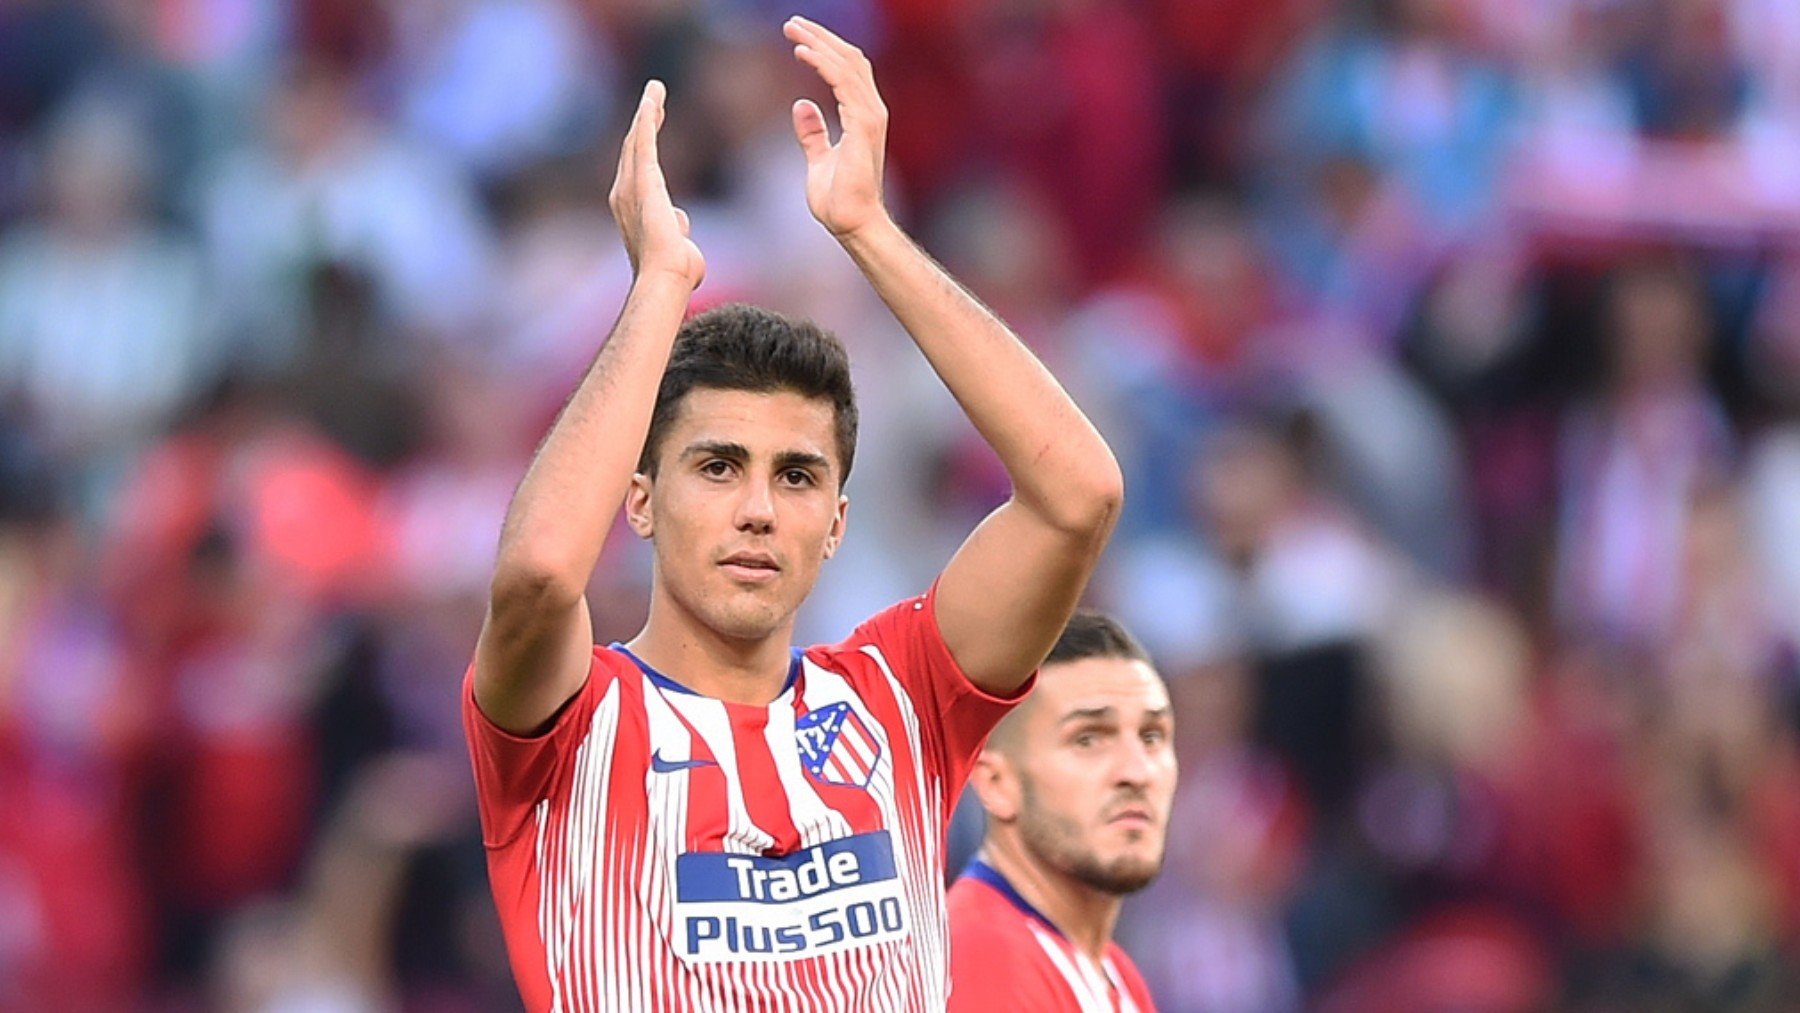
[461,652,612,849]
[831,580,1034,797]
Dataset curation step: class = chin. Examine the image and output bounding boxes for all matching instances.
[1092,855,1164,895]
[1070,843,1167,896]
[699,594,792,642]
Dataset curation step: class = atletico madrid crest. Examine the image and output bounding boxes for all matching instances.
[795,702,882,789]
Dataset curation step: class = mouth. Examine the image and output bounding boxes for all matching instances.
[719,552,781,583]
[1105,806,1157,831]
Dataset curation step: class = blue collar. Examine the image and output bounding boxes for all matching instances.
[610,643,803,699]
[961,857,1066,941]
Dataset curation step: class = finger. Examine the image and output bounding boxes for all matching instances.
[793,42,852,93]
[637,79,666,172]
[789,15,881,103]
[790,32,880,118]
[793,44,882,142]
[786,23,853,84]
[612,82,655,197]
[673,206,690,236]
[791,98,831,160]
[786,15,865,68]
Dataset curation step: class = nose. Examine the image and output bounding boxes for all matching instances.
[734,476,776,535]
[1113,737,1155,790]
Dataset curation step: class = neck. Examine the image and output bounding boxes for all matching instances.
[978,833,1122,964]
[627,588,795,706]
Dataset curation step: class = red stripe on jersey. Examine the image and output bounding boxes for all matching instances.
[728,705,803,855]
[657,691,730,853]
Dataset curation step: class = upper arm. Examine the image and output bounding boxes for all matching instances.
[472,571,597,736]
[933,495,1117,696]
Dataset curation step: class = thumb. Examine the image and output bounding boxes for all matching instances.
[791,99,831,162]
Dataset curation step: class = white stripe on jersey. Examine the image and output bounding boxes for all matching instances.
[762,676,856,847]
[1104,957,1142,1013]
[640,673,694,1006]
[1025,921,1145,1013]
[539,678,622,1012]
[662,690,777,855]
[856,645,951,1012]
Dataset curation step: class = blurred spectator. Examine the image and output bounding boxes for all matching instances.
[1261,0,1516,346]
[0,507,154,1009]
[199,57,495,370]
[1151,416,1406,826]
[1620,0,1749,139]
[0,95,212,490]
[209,752,471,1012]
[967,0,1167,282]
[1555,259,1733,649]
[0,0,114,216]
[386,0,612,182]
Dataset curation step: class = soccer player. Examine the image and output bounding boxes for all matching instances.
[461,16,1123,1012]
[948,611,1175,1012]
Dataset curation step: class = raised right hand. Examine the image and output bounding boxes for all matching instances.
[608,80,705,290]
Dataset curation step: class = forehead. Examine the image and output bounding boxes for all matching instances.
[1032,656,1169,724]
[664,387,838,462]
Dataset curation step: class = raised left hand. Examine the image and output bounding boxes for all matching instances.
[784,16,891,241]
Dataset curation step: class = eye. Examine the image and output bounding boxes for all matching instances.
[700,459,734,478]
[1141,727,1168,747]
[780,468,817,487]
[1071,730,1100,749]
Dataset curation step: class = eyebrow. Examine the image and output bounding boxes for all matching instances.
[1059,705,1173,724]
[1060,706,1117,725]
[774,450,832,475]
[681,441,833,475]
[681,440,750,463]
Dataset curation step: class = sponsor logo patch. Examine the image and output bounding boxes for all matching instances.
[674,831,910,963]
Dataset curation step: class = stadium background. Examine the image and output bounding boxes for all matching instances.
[4,0,1800,1008]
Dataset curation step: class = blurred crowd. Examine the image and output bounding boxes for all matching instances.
[6,0,1800,1009]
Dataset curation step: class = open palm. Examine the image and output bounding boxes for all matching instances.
[785,17,889,240]
[608,81,705,289]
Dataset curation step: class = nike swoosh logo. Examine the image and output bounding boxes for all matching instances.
[650,749,719,774]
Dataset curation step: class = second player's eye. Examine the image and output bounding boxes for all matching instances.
[700,459,735,478]
[780,468,816,487]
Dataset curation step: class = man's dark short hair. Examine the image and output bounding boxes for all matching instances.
[1045,609,1151,667]
[638,303,858,486]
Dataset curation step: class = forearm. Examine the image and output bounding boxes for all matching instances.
[496,273,692,594]
[838,218,1121,531]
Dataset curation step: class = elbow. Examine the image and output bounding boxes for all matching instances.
[1037,456,1125,540]
[1080,461,1126,537]
[490,545,587,618]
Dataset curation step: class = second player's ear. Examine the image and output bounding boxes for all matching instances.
[626,473,655,538]
[822,495,849,560]
[968,750,1020,823]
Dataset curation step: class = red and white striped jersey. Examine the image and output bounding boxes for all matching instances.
[947,860,1157,1013]
[463,587,1028,1011]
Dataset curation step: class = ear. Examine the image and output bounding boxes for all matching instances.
[822,494,849,560]
[967,749,1021,823]
[625,472,655,539]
